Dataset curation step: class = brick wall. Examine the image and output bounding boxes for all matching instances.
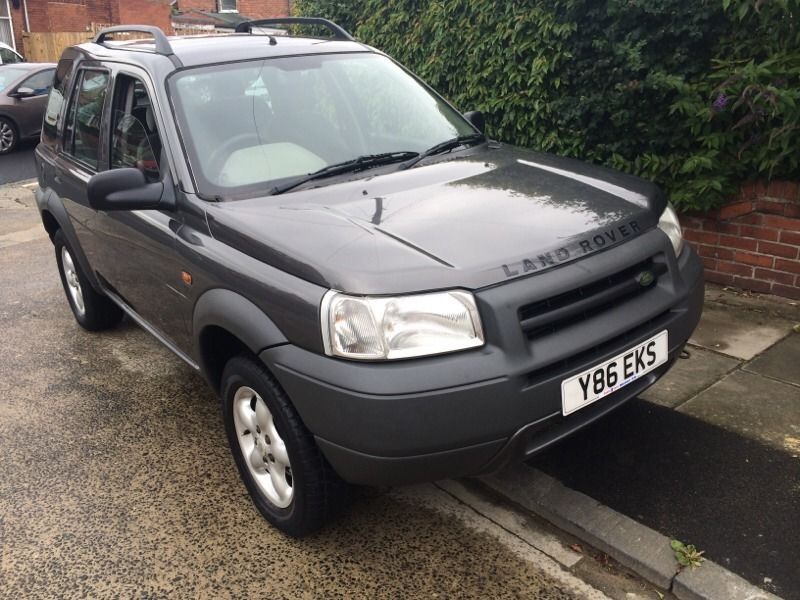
[681,181,800,299]
[46,3,92,32]
[177,0,216,11]
[173,0,289,16]
[238,0,290,18]
[117,0,173,34]
[8,0,174,56]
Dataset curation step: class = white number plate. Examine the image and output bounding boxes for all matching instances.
[561,330,668,416]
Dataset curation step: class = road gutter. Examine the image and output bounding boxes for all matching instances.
[480,464,782,600]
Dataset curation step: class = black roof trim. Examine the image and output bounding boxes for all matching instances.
[93,25,183,67]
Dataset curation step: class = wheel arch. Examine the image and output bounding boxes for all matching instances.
[0,112,19,133]
[39,191,104,292]
[40,209,59,241]
[193,288,289,392]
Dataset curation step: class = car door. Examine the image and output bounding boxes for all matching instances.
[10,67,54,138]
[54,66,112,280]
[86,66,189,346]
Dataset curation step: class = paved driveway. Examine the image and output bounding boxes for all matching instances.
[0,183,608,599]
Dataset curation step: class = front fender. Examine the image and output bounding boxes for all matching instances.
[192,287,289,361]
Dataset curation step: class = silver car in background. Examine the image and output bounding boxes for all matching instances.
[0,62,55,154]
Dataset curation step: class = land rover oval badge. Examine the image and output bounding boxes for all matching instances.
[638,270,656,287]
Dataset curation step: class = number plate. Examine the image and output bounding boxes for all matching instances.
[561,330,668,416]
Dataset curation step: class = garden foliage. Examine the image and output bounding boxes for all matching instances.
[294,0,800,211]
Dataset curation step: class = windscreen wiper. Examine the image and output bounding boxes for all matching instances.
[399,133,486,170]
[269,151,419,195]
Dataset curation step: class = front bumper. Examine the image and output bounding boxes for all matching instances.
[261,230,704,486]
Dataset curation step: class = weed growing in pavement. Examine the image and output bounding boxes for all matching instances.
[671,539,706,569]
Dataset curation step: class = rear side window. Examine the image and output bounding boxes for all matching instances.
[63,70,109,170]
[42,58,75,145]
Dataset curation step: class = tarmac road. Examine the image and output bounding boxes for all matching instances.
[0,184,606,599]
[0,141,38,185]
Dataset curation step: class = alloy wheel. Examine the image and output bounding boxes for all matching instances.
[232,385,294,508]
[0,121,15,153]
[61,246,86,316]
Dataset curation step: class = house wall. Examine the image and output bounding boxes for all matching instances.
[176,0,290,18]
[237,0,289,18]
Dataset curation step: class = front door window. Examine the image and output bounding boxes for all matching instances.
[110,75,162,183]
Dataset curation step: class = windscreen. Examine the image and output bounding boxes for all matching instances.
[169,52,476,198]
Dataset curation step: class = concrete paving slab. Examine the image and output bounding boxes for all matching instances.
[678,370,800,453]
[705,283,800,324]
[640,347,740,408]
[744,332,800,387]
[689,303,794,360]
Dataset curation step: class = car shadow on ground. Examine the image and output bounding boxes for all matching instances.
[528,399,799,599]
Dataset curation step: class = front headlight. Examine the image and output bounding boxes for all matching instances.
[658,203,684,256]
[321,290,485,360]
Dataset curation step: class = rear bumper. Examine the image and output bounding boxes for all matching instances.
[261,237,704,486]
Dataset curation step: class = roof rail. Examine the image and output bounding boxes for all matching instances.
[234,17,354,41]
[94,25,175,56]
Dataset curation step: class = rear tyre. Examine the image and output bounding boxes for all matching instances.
[0,117,17,155]
[54,230,123,331]
[221,355,349,537]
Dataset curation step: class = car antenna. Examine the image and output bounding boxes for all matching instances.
[267,34,277,45]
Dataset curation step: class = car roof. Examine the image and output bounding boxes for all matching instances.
[76,33,371,69]
[0,62,55,78]
[6,62,57,70]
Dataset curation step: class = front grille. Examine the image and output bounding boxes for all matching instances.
[523,309,674,389]
[518,257,666,339]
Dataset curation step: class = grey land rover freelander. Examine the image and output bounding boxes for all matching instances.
[35,19,703,536]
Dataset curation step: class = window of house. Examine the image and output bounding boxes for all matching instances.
[64,70,109,170]
[0,0,17,59]
[110,75,162,183]
[20,69,55,96]
[218,0,237,13]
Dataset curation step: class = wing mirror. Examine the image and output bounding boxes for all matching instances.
[463,110,486,134]
[87,168,173,211]
[11,86,35,98]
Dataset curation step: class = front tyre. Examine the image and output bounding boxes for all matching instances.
[54,230,122,331]
[221,355,349,537]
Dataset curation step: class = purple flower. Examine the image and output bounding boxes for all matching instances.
[712,93,728,112]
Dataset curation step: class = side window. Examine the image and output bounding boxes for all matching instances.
[20,69,55,96]
[42,58,74,144]
[0,48,22,64]
[64,70,109,170]
[110,75,161,183]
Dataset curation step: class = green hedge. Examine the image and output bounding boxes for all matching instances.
[294,0,799,212]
